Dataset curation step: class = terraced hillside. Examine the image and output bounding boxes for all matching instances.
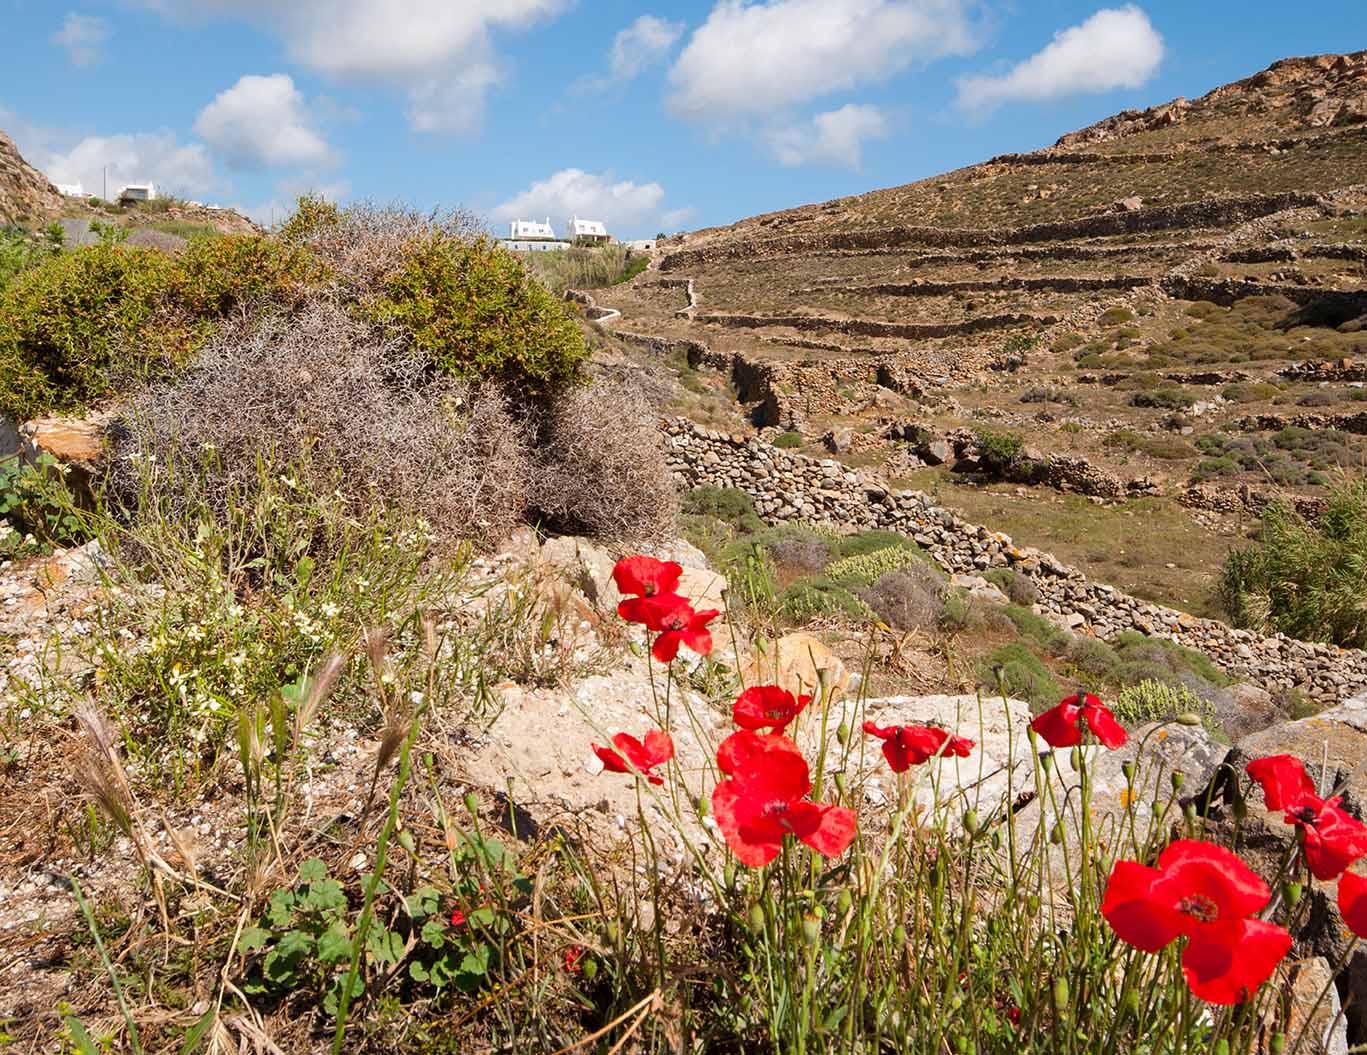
[606,50,1367,614]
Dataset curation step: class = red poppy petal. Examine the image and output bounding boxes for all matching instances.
[1156,840,1271,920]
[712,779,781,867]
[1083,703,1128,749]
[612,556,682,599]
[863,721,893,740]
[642,729,675,768]
[1102,861,1183,952]
[1180,919,1291,1005]
[880,739,910,773]
[1247,754,1317,812]
[610,732,649,769]
[946,735,976,758]
[1303,807,1367,881]
[717,730,801,776]
[652,631,683,663]
[592,744,629,773]
[618,593,690,629]
[796,803,857,859]
[1339,872,1367,938]
[733,686,803,732]
[1030,702,1081,748]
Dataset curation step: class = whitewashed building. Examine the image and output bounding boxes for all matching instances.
[623,239,656,252]
[566,216,610,245]
[502,217,571,253]
[118,183,156,205]
[55,182,87,198]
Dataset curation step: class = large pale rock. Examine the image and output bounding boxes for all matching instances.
[740,632,849,700]
[21,416,106,467]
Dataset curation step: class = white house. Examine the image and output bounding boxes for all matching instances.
[566,216,610,245]
[118,183,157,205]
[623,239,656,252]
[55,182,87,198]
[508,217,557,240]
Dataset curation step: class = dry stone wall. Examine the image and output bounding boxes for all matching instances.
[662,417,1367,703]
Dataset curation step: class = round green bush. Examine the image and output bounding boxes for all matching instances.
[772,430,804,449]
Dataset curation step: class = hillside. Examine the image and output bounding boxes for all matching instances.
[608,49,1367,615]
[0,129,62,226]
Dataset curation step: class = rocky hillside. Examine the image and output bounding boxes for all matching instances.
[607,49,1367,613]
[0,130,61,226]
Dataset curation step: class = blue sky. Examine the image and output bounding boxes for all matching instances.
[1,1,1363,236]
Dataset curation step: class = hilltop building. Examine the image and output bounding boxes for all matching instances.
[567,216,610,246]
[118,183,156,205]
[502,216,571,253]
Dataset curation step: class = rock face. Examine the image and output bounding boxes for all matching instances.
[0,129,61,226]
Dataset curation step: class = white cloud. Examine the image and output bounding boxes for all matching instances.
[610,15,685,81]
[492,169,673,236]
[135,0,568,133]
[659,206,696,231]
[35,131,219,200]
[957,5,1163,112]
[668,0,978,126]
[194,74,334,168]
[52,13,111,68]
[765,103,889,167]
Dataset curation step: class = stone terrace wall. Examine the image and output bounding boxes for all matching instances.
[662,418,1367,703]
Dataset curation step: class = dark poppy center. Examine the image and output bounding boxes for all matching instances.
[1177,894,1219,923]
[1292,805,1319,825]
[765,708,786,720]
[662,613,686,630]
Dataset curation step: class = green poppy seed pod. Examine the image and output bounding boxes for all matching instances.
[1269,1033,1286,1055]
[991,829,1001,851]
[963,809,980,835]
[837,722,851,746]
[1050,822,1065,845]
[802,912,822,946]
[1039,752,1054,773]
[746,904,766,935]
[1283,881,1303,908]
[1183,801,1198,825]
[724,860,736,887]
[396,829,415,854]
[1052,977,1070,1014]
[892,925,908,946]
[582,957,598,981]
[1170,771,1186,792]
[1069,746,1083,772]
[1026,895,1041,916]
[1176,712,1203,727]
[1122,989,1140,1017]
[697,794,710,817]
[1121,759,1136,782]
[463,792,479,817]
[837,889,853,915]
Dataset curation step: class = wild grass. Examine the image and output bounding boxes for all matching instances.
[519,244,649,295]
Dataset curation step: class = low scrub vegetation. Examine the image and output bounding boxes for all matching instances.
[1220,476,1367,647]
[519,244,650,295]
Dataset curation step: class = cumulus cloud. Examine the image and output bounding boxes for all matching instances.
[765,103,889,167]
[492,169,674,236]
[610,15,685,80]
[957,5,1163,112]
[668,0,978,126]
[195,74,334,168]
[52,12,111,68]
[35,130,219,200]
[134,0,568,133]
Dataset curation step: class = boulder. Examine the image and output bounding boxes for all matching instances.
[20,416,106,468]
[824,428,855,453]
[1217,681,1287,742]
[739,632,849,700]
[921,439,954,466]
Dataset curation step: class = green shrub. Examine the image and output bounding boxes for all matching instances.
[859,566,947,631]
[366,235,588,394]
[1066,637,1121,682]
[683,486,760,527]
[1002,605,1070,653]
[978,643,1063,710]
[826,544,935,589]
[1051,333,1085,354]
[773,431,804,449]
[1111,631,1230,688]
[835,529,915,560]
[1113,679,1219,732]
[1128,387,1195,410]
[777,578,872,624]
[1219,478,1367,647]
[974,429,1025,475]
[984,568,1038,606]
[1098,306,1136,327]
[1221,381,1281,403]
[0,225,60,291]
[280,193,341,243]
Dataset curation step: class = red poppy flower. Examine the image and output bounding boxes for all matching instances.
[450,908,467,927]
[612,556,683,599]
[617,591,689,628]
[592,730,675,785]
[650,601,719,663]
[561,945,586,973]
[1339,871,1367,938]
[862,721,974,773]
[1246,754,1367,881]
[1101,839,1292,1004]
[733,685,812,733]
[1030,692,1127,750]
[711,738,856,867]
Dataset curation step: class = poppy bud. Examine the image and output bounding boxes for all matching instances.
[1039,752,1053,773]
[1183,801,1197,825]
[1170,771,1186,792]
[892,925,908,946]
[834,772,847,797]
[746,904,765,935]
[1121,760,1136,782]
[1069,746,1083,772]
[697,795,710,817]
[837,722,850,746]
[837,889,852,915]
[802,913,822,946]
[1050,823,1065,845]
[1212,1042,1228,1055]
[955,1037,969,1054]
[991,829,1001,851]
[463,792,479,817]
[1122,989,1139,1018]
[963,809,979,835]
[1052,977,1070,1016]
[396,830,415,854]
[1026,895,1040,915]
[1283,881,1303,908]
[724,861,736,888]
[604,921,620,944]
[1176,712,1203,727]
[582,957,598,981]
[1269,1035,1286,1055]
